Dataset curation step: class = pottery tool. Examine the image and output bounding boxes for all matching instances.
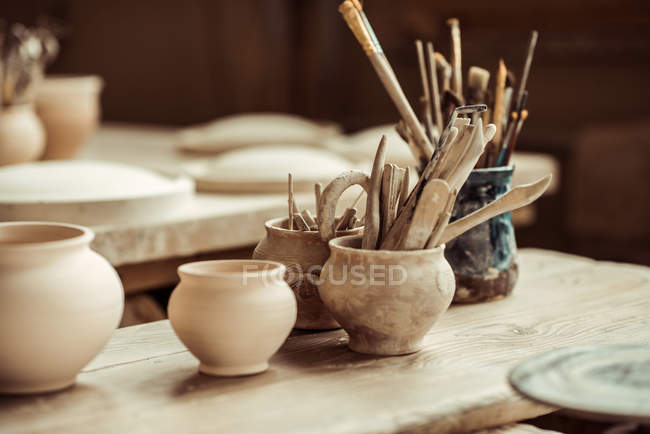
[300,209,318,231]
[438,174,551,245]
[426,187,457,248]
[447,18,463,99]
[415,40,436,142]
[434,52,452,93]
[339,0,434,160]
[319,170,371,242]
[293,213,311,231]
[361,135,387,249]
[399,179,450,250]
[314,182,323,226]
[427,43,444,136]
[380,163,403,239]
[498,90,528,165]
[398,168,410,210]
[395,120,427,170]
[288,173,295,230]
[335,189,365,231]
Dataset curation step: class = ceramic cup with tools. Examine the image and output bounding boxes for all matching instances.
[445,165,518,302]
[168,259,296,376]
[319,234,455,356]
[253,217,361,330]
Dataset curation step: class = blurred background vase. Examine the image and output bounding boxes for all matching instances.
[445,166,518,303]
[0,103,45,166]
[35,75,103,160]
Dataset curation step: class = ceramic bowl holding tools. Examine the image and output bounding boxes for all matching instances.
[168,259,297,376]
[0,222,124,394]
[253,217,362,330]
[318,235,455,356]
[0,104,45,166]
[35,75,103,160]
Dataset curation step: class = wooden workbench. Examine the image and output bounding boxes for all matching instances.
[2,249,647,433]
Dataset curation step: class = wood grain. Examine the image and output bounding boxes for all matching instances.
[3,249,648,434]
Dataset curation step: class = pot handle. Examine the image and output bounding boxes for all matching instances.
[318,170,371,242]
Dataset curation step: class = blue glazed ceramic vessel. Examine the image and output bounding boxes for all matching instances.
[445,165,518,303]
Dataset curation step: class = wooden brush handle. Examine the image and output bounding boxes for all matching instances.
[339,1,376,55]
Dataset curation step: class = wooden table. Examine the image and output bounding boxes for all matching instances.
[2,249,648,434]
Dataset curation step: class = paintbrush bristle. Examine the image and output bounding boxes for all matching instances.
[468,67,490,92]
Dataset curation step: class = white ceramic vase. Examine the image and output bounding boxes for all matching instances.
[0,104,45,166]
[168,260,297,376]
[0,222,124,394]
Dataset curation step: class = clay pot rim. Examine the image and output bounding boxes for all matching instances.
[0,221,94,251]
[178,259,286,279]
[329,234,445,256]
[265,216,362,238]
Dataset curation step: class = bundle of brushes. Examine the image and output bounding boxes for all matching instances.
[0,21,59,108]
[286,174,363,232]
[336,0,550,251]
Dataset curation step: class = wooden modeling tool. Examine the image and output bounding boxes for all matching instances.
[288,173,295,230]
[314,182,323,226]
[399,179,450,250]
[447,18,463,98]
[426,187,457,248]
[293,213,310,231]
[395,120,427,170]
[361,136,387,249]
[335,189,365,231]
[300,209,318,231]
[380,163,404,240]
[426,42,444,135]
[438,174,551,245]
[339,0,434,159]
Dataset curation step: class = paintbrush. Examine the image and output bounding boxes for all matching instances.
[415,40,436,142]
[426,42,444,135]
[339,0,434,160]
[514,30,538,114]
[447,18,463,98]
[467,66,490,105]
[492,59,507,146]
[503,109,528,165]
[434,52,452,93]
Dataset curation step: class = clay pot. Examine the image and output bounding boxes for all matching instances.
[0,222,124,394]
[35,75,103,160]
[168,259,296,376]
[319,235,455,356]
[253,217,361,330]
[0,104,46,166]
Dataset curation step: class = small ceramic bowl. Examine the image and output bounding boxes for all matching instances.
[168,259,297,376]
[318,235,455,356]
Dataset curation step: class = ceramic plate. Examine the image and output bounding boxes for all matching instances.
[176,113,342,153]
[182,145,355,193]
[509,344,650,423]
[0,160,194,226]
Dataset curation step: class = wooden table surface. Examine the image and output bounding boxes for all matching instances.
[2,249,648,434]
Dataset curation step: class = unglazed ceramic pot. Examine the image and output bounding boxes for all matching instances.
[0,104,45,166]
[0,222,124,394]
[35,75,103,160]
[168,260,297,376]
[319,235,455,356]
[253,217,361,330]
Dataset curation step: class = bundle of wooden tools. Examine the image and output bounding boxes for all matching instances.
[286,174,363,232]
[329,0,550,251]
